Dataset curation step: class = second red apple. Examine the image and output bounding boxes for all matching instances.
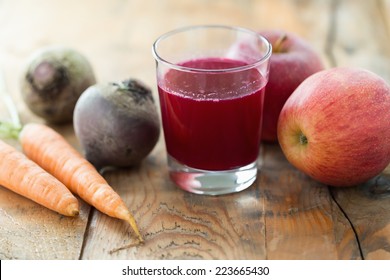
[260,30,324,142]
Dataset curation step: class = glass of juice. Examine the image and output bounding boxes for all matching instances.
[152,25,271,195]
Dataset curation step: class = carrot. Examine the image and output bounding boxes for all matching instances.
[0,139,79,216]
[18,123,143,243]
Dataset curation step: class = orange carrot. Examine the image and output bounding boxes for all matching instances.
[19,123,143,243]
[0,139,79,216]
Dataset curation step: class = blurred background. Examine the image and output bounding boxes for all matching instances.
[1,0,389,107]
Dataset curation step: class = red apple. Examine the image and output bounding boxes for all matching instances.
[260,30,325,142]
[277,67,390,187]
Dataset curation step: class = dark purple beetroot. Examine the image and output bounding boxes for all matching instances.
[73,79,160,170]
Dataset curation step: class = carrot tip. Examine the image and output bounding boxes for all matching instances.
[65,203,80,217]
[71,209,80,216]
[108,239,144,254]
[131,226,144,244]
[125,213,144,243]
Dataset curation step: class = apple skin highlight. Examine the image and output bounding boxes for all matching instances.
[277,67,390,187]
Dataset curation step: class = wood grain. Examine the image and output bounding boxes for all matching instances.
[0,186,90,259]
[81,145,267,259]
[331,177,390,260]
[0,0,389,260]
[260,145,361,259]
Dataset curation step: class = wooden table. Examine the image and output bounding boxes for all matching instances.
[1,0,390,260]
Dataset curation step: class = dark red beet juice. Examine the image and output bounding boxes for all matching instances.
[158,57,266,171]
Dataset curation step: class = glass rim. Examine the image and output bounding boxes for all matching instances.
[152,24,272,73]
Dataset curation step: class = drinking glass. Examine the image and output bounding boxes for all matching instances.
[152,25,271,195]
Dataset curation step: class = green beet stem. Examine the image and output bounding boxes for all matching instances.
[0,121,22,140]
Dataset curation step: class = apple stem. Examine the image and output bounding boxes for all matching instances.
[299,133,308,145]
[273,34,288,53]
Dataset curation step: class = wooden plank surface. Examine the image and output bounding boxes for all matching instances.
[0,0,389,260]
[261,145,361,260]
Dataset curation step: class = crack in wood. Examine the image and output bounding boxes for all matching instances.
[329,189,364,259]
[78,207,95,260]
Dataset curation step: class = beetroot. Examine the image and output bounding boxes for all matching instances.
[73,79,160,170]
[20,46,96,124]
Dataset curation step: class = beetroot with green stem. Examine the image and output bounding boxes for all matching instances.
[73,79,161,170]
